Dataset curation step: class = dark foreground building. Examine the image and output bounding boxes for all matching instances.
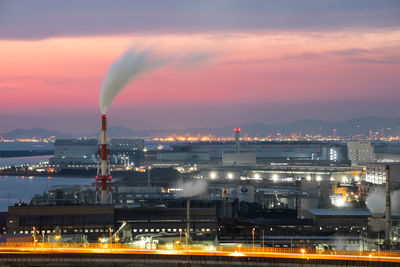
[4,205,217,241]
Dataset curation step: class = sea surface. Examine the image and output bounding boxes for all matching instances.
[0,175,93,212]
[0,156,92,211]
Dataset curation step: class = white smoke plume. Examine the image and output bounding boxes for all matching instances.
[99,48,168,114]
[177,179,207,198]
[366,187,400,214]
[99,47,211,114]
[333,236,346,250]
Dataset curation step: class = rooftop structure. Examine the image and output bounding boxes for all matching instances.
[171,141,349,164]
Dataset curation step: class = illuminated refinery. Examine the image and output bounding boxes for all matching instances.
[1,1,400,265]
[3,130,400,258]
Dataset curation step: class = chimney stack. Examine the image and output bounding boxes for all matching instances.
[96,115,112,205]
[234,128,241,153]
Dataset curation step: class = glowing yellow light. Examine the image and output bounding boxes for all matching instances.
[230,251,245,257]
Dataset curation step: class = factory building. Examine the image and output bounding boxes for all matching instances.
[222,152,256,166]
[6,205,114,240]
[171,141,348,164]
[49,138,145,168]
[347,141,376,166]
[366,163,400,186]
[115,208,217,235]
[110,139,145,166]
[4,205,217,242]
[50,139,98,165]
[374,142,400,162]
[199,164,363,183]
[156,152,210,162]
[303,209,371,231]
[347,141,400,165]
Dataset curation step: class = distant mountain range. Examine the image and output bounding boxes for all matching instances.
[0,128,74,139]
[1,117,400,139]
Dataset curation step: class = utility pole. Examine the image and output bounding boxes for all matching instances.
[252,228,255,249]
[186,198,190,245]
[109,227,113,246]
[147,166,151,187]
[385,165,392,248]
[262,229,264,249]
[378,232,380,255]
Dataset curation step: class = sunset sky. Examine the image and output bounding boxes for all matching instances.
[1,1,399,133]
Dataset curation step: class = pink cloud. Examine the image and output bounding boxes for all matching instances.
[0,30,399,130]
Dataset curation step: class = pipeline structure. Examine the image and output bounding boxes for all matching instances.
[95,115,112,205]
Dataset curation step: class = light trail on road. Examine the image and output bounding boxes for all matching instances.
[1,243,400,264]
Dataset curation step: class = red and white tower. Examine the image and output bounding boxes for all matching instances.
[95,114,112,205]
[234,128,241,153]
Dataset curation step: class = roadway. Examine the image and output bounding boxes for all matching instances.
[1,243,400,266]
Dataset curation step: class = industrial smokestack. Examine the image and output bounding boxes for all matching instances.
[234,128,240,153]
[96,115,112,205]
[186,198,190,245]
[385,165,391,246]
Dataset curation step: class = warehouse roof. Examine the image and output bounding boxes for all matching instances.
[306,209,371,216]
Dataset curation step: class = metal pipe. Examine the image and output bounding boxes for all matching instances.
[186,198,190,244]
[385,165,391,246]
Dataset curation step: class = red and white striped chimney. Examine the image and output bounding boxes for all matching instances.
[96,114,112,204]
[234,128,241,153]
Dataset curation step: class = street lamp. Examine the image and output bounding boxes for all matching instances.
[32,227,37,250]
[185,232,188,250]
[301,248,306,259]
[252,228,255,249]
[109,227,113,245]
[147,166,151,186]
[54,235,61,246]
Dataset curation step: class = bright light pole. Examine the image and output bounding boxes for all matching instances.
[109,227,113,246]
[185,232,188,250]
[32,226,37,250]
[252,228,255,249]
[301,248,306,258]
[147,166,151,186]
[54,235,61,246]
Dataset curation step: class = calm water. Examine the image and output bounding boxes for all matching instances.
[0,156,92,211]
[0,175,92,211]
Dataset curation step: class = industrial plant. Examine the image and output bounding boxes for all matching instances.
[2,122,400,257]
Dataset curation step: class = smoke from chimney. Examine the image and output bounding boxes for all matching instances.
[99,48,168,115]
[99,47,211,115]
[177,179,207,198]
